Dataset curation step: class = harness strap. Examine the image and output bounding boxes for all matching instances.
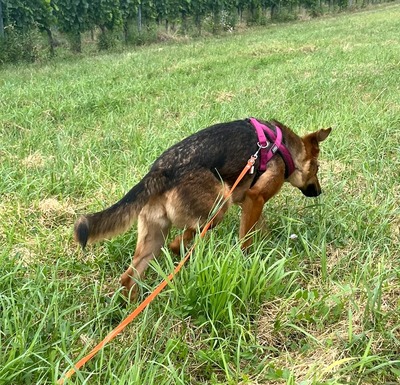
[249,118,269,171]
[249,118,295,178]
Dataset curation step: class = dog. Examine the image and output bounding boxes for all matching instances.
[74,118,331,300]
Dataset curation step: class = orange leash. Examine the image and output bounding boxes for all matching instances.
[57,156,255,384]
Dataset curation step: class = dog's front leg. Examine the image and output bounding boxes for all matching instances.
[239,190,265,250]
[239,170,285,249]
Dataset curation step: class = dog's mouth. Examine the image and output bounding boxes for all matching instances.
[300,184,321,197]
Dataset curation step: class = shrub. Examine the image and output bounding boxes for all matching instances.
[0,25,46,64]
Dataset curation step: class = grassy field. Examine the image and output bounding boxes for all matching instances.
[1,3,400,384]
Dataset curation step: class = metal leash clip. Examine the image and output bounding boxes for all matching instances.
[249,141,269,174]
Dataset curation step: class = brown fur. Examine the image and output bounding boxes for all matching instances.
[74,119,331,300]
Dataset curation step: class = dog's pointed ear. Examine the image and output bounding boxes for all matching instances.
[316,127,332,143]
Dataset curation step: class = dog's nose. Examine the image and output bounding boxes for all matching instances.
[300,184,321,197]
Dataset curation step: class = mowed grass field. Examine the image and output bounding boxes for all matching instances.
[1,4,400,384]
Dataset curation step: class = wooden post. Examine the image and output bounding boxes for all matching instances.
[137,4,142,34]
[0,0,5,38]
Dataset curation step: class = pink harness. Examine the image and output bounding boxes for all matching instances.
[249,118,295,177]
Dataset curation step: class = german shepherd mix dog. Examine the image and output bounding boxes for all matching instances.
[74,118,331,300]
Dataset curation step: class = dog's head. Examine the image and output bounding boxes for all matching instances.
[287,127,332,197]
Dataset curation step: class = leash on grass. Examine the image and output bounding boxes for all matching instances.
[57,155,256,385]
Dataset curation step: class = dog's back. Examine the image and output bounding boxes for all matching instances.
[74,120,260,248]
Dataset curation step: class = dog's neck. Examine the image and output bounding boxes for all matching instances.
[270,120,307,170]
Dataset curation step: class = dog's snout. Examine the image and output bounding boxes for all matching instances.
[300,184,321,197]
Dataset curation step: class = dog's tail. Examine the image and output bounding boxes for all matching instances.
[74,171,167,249]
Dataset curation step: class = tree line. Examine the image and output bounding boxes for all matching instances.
[0,0,391,62]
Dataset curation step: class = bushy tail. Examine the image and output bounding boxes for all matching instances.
[74,171,167,248]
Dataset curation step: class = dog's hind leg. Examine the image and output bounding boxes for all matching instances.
[120,203,171,301]
[167,170,232,255]
[169,228,196,255]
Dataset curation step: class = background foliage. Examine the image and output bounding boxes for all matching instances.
[0,0,397,62]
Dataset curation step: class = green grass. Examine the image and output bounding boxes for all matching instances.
[1,3,400,384]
